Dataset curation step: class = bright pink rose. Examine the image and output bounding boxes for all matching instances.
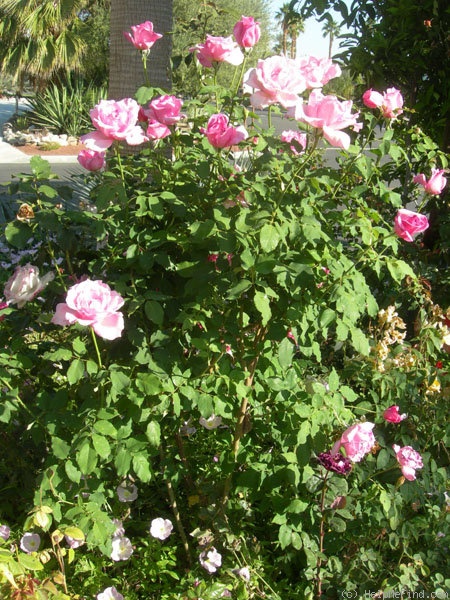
[77,149,106,172]
[413,169,447,195]
[244,55,307,109]
[201,113,248,148]
[146,120,171,140]
[383,405,407,423]
[52,280,125,340]
[298,56,342,89]
[123,21,162,51]
[144,95,185,126]
[288,89,361,150]
[233,16,261,48]
[363,87,403,118]
[394,209,429,242]
[190,35,244,68]
[280,130,307,155]
[332,422,376,462]
[392,444,423,481]
[81,99,148,151]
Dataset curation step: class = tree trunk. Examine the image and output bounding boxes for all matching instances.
[109,0,173,100]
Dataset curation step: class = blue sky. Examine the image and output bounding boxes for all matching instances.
[269,0,349,58]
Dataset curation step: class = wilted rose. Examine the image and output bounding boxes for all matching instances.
[4,264,54,308]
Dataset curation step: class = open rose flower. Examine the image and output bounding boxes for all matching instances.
[392,444,423,481]
[4,264,54,308]
[383,405,407,423]
[149,518,173,540]
[199,414,223,430]
[280,130,307,155]
[190,35,244,68]
[413,169,447,195]
[20,532,41,553]
[394,209,429,242]
[288,89,361,150]
[233,16,261,48]
[77,149,106,172]
[97,587,124,600]
[298,56,342,89]
[124,21,162,51]
[110,536,133,561]
[143,95,185,126]
[244,55,307,109]
[81,98,148,151]
[199,547,222,573]
[52,279,125,341]
[201,113,248,148]
[332,422,376,462]
[363,87,403,118]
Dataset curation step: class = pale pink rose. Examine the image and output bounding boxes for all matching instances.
[112,519,125,539]
[199,547,222,573]
[77,149,106,172]
[4,264,54,308]
[65,535,85,549]
[288,89,360,150]
[0,525,10,541]
[244,55,307,109]
[363,87,403,118]
[149,518,173,540]
[190,35,244,68]
[81,99,148,151]
[201,113,248,148]
[413,169,447,195]
[123,21,162,51]
[394,209,429,242]
[97,587,124,600]
[116,482,138,502]
[20,532,41,553]
[233,16,261,48]
[144,95,185,126]
[280,130,307,155]
[146,120,171,140]
[199,414,223,430]
[298,56,342,89]
[392,444,423,481]
[383,405,407,423]
[332,422,376,462]
[110,536,133,561]
[52,279,125,341]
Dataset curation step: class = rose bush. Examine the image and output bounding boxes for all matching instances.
[0,14,448,600]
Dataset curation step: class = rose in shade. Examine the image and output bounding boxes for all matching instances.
[394,209,429,242]
[149,518,173,540]
[110,536,133,561]
[383,405,407,423]
[116,482,138,502]
[199,547,222,573]
[20,532,41,553]
[280,130,307,155]
[317,451,352,475]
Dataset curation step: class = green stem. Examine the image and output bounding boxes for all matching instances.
[316,471,330,598]
[142,51,150,86]
[90,327,103,369]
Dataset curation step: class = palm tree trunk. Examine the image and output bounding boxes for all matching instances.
[109,0,173,100]
[328,33,333,59]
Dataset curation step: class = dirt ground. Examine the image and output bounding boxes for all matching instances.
[16,143,85,156]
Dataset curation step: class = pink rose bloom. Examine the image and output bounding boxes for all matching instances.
[146,120,171,140]
[81,99,148,151]
[298,56,342,89]
[363,87,403,118]
[288,89,361,150]
[332,422,376,462]
[392,444,423,481]
[97,587,124,600]
[77,149,106,172]
[52,279,125,340]
[201,113,248,148]
[244,55,307,109]
[20,532,41,553]
[123,21,162,51]
[190,35,244,68]
[199,547,222,573]
[413,168,447,195]
[383,405,407,423]
[394,209,429,242]
[0,525,10,541]
[144,95,185,126]
[233,16,261,48]
[280,130,307,155]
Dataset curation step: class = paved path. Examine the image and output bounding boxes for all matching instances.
[0,99,83,183]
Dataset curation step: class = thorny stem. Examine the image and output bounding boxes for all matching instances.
[159,444,191,565]
[316,471,330,598]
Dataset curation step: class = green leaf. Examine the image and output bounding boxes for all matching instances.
[145,421,161,448]
[91,433,111,459]
[52,437,71,460]
[254,290,271,326]
[260,223,280,253]
[278,337,294,370]
[67,358,85,385]
[30,155,52,178]
[18,554,44,570]
[63,526,85,541]
[65,460,81,483]
[4,222,33,249]
[227,279,252,300]
[115,447,132,476]
[110,369,130,393]
[132,453,152,482]
[351,327,370,355]
[94,420,117,438]
[145,300,164,325]
[76,442,98,474]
